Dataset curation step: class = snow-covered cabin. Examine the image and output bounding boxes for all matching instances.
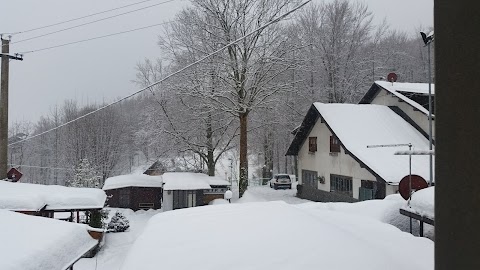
[162,172,231,211]
[286,103,432,202]
[0,210,101,270]
[103,174,163,211]
[0,180,106,219]
[360,81,435,139]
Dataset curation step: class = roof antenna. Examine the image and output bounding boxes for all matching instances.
[387,72,397,85]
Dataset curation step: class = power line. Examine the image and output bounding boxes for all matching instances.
[7,0,177,45]
[2,0,170,36]
[8,164,122,172]
[8,0,312,147]
[19,21,173,54]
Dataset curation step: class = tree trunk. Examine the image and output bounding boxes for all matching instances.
[239,112,248,197]
[206,111,215,176]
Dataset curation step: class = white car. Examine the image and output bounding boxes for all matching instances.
[269,174,292,189]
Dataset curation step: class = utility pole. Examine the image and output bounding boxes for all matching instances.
[0,36,23,179]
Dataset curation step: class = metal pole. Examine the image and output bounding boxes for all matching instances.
[408,144,412,234]
[0,38,10,180]
[428,43,433,186]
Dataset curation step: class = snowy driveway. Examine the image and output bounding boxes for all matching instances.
[74,208,161,270]
[235,183,310,204]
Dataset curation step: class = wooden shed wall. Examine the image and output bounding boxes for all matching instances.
[105,187,162,211]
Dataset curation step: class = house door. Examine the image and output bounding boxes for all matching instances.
[173,190,197,210]
[119,188,131,208]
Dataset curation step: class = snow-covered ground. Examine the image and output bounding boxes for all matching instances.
[74,208,161,270]
[75,184,433,270]
[122,201,433,270]
[234,182,309,204]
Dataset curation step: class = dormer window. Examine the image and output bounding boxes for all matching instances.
[308,137,317,152]
[330,136,340,153]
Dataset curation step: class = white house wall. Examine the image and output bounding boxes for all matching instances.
[370,89,435,138]
[298,119,378,199]
[163,191,173,211]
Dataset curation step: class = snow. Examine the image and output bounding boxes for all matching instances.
[409,186,435,219]
[0,210,98,270]
[162,172,223,190]
[375,81,434,116]
[376,81,435,95]
[314,103,433,184]
[206,176,231,186]
[103,174,163,190]
[122,201,433,270]
[0,181,106,211]
[74,208,162,270]
[209,198,230,205]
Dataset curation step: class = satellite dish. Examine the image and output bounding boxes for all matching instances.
[398,175,428,200]
[387,72,398,83]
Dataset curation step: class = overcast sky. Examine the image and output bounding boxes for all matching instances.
[1,0,433,124]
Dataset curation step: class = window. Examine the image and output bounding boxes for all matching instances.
[302,170,318,188]
[330,174,352,197]
[359,180,377,201]
[308,137,317,152]
[330,136,340,153]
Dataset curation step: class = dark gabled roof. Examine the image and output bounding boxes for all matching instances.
[285,104,319,156]
[359,83,382,104]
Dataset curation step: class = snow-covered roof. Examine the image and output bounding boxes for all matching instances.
[0,181,106,211]
[314,103,433,184]
[162,172,229,190]
[207,176,231,186]
[0,210,98,270]
[122,202,433,270]
[374,81,433,116]
[408,187,434,219]
[103,174,163,190]
[376,81,435,95]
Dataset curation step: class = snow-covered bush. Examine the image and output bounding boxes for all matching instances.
[107,211,130,233]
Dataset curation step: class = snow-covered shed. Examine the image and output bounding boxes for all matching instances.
[103,174,163,211]
[0,180,106,219]
[360,81,435,138]
[286,103,432,202]
[0,210,100,270]
[162,172,230,211]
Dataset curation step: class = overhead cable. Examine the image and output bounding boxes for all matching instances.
[8,0,312,147]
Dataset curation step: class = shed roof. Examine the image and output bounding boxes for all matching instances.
[0,210,98,270]
[0,181,106,211]
[287,103,433,184]
[103,174,163,190]
[162,172,229,191]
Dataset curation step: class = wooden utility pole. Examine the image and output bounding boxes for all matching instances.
[0,37,23,179]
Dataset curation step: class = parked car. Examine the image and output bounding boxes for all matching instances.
[269,174,292,189]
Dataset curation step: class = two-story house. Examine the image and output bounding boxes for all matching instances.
[287,82,434,202]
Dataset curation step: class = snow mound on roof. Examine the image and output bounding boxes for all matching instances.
[0,210,97,270]
[162,172,229,190]
[122,202,433,270]
[103,174,163,190]
[0,181,106,211]
[314,103,433,184]
[409,187,434,219]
